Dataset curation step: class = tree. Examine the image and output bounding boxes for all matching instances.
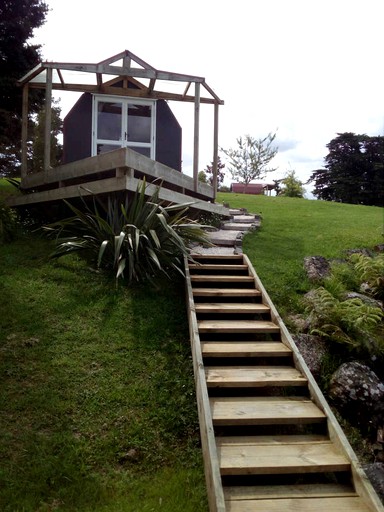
[198,170,208,183]
[30,101,63,173]
[203,156,226,187]
[0,0,48,176]
[308,133,384,207]
[222,132,278,188]
[279,170,305,198]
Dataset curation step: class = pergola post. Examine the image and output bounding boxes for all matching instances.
[193,82,200,192]
[44,67,53,172]
[21,84,29,179]
[212,102,219,199]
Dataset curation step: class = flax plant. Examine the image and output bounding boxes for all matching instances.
[44,180,211,284]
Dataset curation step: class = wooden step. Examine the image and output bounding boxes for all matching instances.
[198,320,279,334]
[191,275,254,283]
[193,288,261,297]
[210,396,326,425]
[225,496,370,512]
[191,254,243,260]
[189,264,248,271]
[224,482,358,501]
[217,435,350,475]
[195,303,270,314]
[206,366,307,387]
[201,341,292,358]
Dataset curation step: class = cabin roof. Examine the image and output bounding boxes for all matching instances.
[18,49,224,105]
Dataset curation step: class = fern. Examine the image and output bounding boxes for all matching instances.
[349,252,384,299]
[304,286,384,356]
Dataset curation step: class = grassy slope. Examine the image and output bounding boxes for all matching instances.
[218,193,383,314]
[0,238,206,511]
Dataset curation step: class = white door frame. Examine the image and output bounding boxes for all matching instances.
[92,94,156,158]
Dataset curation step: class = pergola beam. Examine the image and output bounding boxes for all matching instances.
[44,67,53,172]
[193,82,200,192]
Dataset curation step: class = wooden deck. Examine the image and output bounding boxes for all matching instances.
[7,147,229,216]
[184,254,384,512]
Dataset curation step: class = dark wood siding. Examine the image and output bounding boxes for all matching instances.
[155,100,182,171]
[63,93,92,164]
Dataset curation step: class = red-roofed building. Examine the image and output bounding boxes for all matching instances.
[230,183,275,195]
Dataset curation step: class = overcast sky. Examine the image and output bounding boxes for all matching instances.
[32,0,384,193]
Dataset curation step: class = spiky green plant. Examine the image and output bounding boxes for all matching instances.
[44,180,211,284]
[304,286,384,355]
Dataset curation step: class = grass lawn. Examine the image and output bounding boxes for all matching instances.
[0,236,206,511]
[218,192,384,315]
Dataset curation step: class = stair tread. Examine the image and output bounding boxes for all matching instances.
[206,366,307,387]
[201,341,292,357]
[195,303,270,313]
[217,437,350,475]
[193,288,261,297]
[223,482,358,500]
[198,320,279,333]
[210,396,326,425]
[189,264,248,270]
[191,254,243,259]
[191,275,253,282]
[225,496,370,512]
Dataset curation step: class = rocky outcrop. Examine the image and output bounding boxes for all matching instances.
[303,256,330,282]
[329,362,384,433]
[292,334,327,379]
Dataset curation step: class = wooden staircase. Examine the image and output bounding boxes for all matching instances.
[184,253,384,512]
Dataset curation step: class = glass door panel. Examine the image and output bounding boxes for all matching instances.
[97,101,123,141]
[127,103,151,143]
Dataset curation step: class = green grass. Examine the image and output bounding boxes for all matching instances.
[0,236,206,511]
[0,177,20,201]
[218,193,384,314]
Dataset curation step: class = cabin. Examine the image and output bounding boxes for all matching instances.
[8,50,229,217]
[230,182,275,194]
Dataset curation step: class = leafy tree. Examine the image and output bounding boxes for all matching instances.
[30,101,63,173]
[203,156,226,187]
[0,0,48,177]
[222,133,278,188]
[198,170,208,183]
[279,170,305,198]
[308,132,384,206]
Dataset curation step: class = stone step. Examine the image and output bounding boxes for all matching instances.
[207,230,243,246]
[222,223,256,231]
[230,214,259,223]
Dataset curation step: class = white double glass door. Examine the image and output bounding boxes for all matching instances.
[92,95,156,158]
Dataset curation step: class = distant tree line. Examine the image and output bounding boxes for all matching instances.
[308,132,384,207]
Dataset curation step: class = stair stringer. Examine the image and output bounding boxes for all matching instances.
[184,257,226,512]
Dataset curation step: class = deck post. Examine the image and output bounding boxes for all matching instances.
[193,82,200,192]
[212,102,219,199]
[44,67,53,173]
[21,84,29,180]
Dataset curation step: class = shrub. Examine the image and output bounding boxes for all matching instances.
[44,180,211,285]
[0,200,17,243]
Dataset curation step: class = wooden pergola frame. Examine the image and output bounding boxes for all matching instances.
[18,49,224,196]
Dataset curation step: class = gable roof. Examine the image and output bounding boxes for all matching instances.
[18,49,223,105]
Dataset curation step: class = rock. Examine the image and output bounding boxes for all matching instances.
[374,244,384,253]
[362,463,384,503]
[346,248,372,257]
[293,334,327,379]
[288,314,310,333]
[304,256,330,282]
[329,362,384,432]
[344,291,383,310]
